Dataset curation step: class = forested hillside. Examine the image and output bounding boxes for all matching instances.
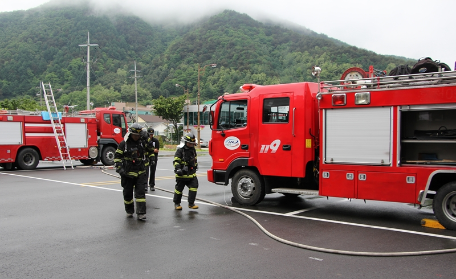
[0,4,413,109]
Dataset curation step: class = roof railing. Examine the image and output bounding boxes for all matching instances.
[321,70,456,94]
[0,109,41,115]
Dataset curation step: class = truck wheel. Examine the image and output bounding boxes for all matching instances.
[231,169,265,205]
[433,182,456,230]
[16,148,39,170]
[101,146,116,166]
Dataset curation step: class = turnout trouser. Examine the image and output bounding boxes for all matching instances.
[121,174,147,214]
[173,178,199,205]
[148,159,157,187]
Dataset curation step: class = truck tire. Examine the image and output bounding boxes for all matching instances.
[433,182,456,230]
[231,169,265,206]
[16,148,39,170]
[101,146,116,166]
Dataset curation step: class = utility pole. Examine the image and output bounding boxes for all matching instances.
[36,82,42,107]
[130,61,141,123]
[176,84,190,132]
[197,63,216,145]
[79,32,98,110]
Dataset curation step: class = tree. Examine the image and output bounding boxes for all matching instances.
[152,95,186,143]
[120,83,151,103]
[0,96,43,111]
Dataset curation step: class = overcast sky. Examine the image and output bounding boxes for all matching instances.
[2,0,455,71]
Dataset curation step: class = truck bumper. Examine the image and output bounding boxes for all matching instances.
[207,169,214,182]
[207,169,228,185]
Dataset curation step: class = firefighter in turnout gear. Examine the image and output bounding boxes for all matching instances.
[145,127,159,192]
[173,132,199,210]
[114,123,149,220]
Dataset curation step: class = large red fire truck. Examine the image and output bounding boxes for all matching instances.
[0,107,127,170]
[207,67,456,230]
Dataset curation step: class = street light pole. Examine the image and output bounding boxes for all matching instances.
[197,63,216,145]
[175,84,190,132]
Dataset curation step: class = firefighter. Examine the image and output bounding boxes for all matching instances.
[114,123,148,220]
[145,127,159,192]
[173,132,199,210]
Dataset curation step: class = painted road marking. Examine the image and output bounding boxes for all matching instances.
[79,174,207,186]
[285,199,349,215]
[1,171,456,241]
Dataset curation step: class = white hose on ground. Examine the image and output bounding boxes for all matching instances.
[101,167,456,257]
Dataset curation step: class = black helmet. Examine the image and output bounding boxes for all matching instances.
[129,123,143,135]
[147,127,154,134]
[183,132,196,144]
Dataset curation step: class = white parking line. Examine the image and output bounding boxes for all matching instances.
[2,171,456,241]
[285,199,349,215]
[285,208,317,215]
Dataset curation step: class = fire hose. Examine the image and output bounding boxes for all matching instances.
[101,167,456,257]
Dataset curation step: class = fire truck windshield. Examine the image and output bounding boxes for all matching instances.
[217,100,248,130]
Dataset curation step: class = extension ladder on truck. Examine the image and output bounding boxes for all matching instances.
[41,82,74,170]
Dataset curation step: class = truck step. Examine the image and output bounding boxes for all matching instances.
[271,188,319,196]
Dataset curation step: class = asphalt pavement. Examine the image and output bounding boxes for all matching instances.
[1,153,456,278]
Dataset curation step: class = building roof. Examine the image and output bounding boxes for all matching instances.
[111,102,153,114]
[138,114,165,123]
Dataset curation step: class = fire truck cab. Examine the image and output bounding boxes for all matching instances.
[207,69,456,230]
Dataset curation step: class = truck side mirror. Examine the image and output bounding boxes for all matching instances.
[209,111,214,126]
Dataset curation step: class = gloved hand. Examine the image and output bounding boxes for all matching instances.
[175,168,183,176]
[116,167,125,176]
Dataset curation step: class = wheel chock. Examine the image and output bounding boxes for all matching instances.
[421,219,446,230]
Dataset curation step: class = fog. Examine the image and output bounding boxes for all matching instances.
[2,0,456,69]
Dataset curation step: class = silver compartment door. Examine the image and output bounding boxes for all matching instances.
[0,122,23,145]
[324,107,392,165]
[65,123,87,148]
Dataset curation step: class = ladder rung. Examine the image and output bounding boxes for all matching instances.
[43,81,73,170]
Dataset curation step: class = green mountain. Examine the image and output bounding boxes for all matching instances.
[0,5,412,109]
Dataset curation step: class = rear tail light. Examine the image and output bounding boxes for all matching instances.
[332,94,346,106]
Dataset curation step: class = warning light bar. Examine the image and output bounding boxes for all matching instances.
[240,84,258,93]
[332,94,346,106]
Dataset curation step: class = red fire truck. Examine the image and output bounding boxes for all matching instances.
[0,107,127,170]
[207,67,456,230]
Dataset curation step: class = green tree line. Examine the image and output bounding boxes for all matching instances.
[0,5,415,110]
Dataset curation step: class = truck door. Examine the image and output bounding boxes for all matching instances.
[258,95,293,176]
[211,98,249,172]
[102,113,126,143]
[112,113,127,139]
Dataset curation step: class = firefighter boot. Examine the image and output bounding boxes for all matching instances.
[188,189,198,209]
[125,200,134,216]
[175,204,182,210]
[137,214,147,221]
